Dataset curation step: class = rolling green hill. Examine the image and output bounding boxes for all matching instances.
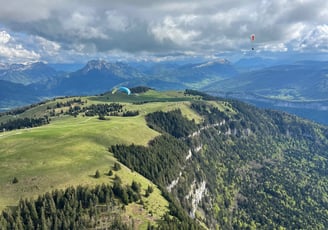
[0,90,202,229]
[1,89,328,229]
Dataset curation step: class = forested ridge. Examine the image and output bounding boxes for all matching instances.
[191,101,328,229]
[111,93,328,229]
[2,90,328,229]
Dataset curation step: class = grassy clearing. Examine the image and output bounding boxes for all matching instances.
[110,163,169,228]
[0,113,160,210]
[90,89,191,103]
[0,90,206,224]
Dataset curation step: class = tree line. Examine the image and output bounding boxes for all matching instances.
[110,109,203,229]
[146,109,198,138]
[0,117,49,132]
[0,177,147,229]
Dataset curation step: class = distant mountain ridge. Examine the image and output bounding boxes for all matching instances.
[0,62,60,85]
[0,58,237,109]
[1,58,328,125]
[202,60,328,124]
[0,80,41,110]
[176,59,237,82]
[52,60,146,95]
[205,62,328,100]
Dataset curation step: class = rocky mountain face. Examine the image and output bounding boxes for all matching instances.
[51,60,145,95]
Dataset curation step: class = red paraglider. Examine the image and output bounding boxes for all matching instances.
[250,34,255,50]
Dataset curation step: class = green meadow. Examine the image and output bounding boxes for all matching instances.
[0,90,216,227]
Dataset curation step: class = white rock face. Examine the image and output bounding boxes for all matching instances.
[186,180,206,218]
[185,150,192,161]
[166,171,182,192]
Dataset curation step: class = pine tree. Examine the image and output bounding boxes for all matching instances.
[147,185,154,194]
[121,189,129,205]
[27,199,38,226]
[131,180,141,193]
[26,216,35,230]
[0,216,9,230]
[40,207,47,230]
[12,177,19,184]
[95,170,101,178]
[113,162,121,171]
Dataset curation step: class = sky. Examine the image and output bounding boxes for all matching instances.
[0,0,327,63]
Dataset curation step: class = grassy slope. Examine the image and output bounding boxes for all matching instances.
[0,90,210,227]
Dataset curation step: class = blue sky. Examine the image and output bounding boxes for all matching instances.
[0,0,327,63]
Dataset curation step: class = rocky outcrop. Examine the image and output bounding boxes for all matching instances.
[186,180,207,218]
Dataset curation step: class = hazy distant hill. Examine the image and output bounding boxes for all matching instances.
[0,62,63,110]
[175,59,238,83]
[203,60,328,124]
[205,61,328,100]
[234,57,280,72]
[146,59,238,86]
[0,80,41,110]
[0,62,61,85]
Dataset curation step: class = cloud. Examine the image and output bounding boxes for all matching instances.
[0,0,327,62]
[294,25,328,52]
[151,15,200,45]
[105,10,130,32]
[0,31,40,62]
[260,43,288,52]
[34,36,61,56]
[0,31,11,44]
[0,46,40,62]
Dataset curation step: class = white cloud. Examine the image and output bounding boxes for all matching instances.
[0,31,11,44]
[294,24,328,52]
[286,23,307,41]
[0,30,40,62]
[0,44,40,62]
[260,43,288,52]
[61,10,109,40]
[34,36,61,56]
[151,15,200,45]
[105,10,130,32]
[0,0,327,62]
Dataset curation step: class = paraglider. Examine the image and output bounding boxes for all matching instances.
[112,86,131,95]
[250,34,255,50]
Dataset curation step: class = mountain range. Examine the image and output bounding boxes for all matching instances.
[1,57,327,124]
[206,61,328,100]
[0,59,236,108]
[0,62,60,85]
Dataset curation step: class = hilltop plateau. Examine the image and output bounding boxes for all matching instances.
[1,89,328,229]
